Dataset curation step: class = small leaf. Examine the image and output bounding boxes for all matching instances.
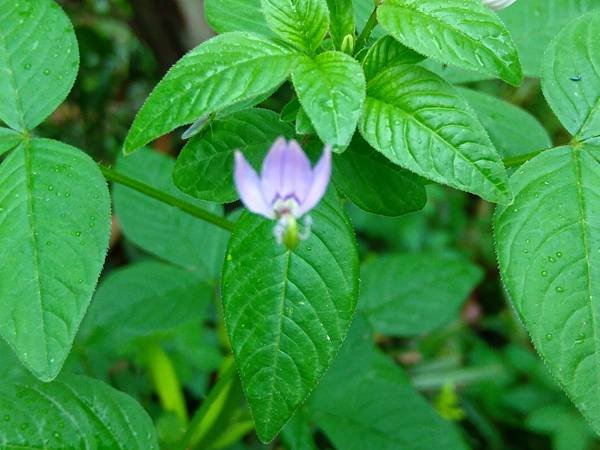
[0,0,79,131]
[222,190,359,442]
[359,253,483,336]
[0,127,22,155]
[0,373,159,449]
[308,318,469,450]
[205,0,272,35]
[174,109,294,203]
[81,261,211,348]
[378,0,522,85]
[326,0,355,50]
[495,145,600,433]
[261,0,330,53]
[333,135,426,216]
[499,0,600,77]
[296,106,316,135]
[113,148,228,279]
[123,32,298,154]
[359,64,511,204]
[362,35,424,81]
[292,51,366,149]
[0,139,110,381]
[541,11,600,143]
[458,88,552,167]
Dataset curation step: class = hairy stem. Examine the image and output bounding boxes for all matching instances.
[99,163,235,233]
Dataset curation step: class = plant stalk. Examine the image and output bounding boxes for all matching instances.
[98,163,235,233]
[355,2,381,52]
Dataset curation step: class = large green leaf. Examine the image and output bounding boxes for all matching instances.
[174,109,294,203]
[205,0,272,35]
[541,11,600,143]
[222,190,359,442]
[499,0,600,77]
[326,0,355,51]
[308,318,468,450]
[0,138,110,381]
[333,135,426,216]
[359,64,511,204]
[377,0,522,86]
[458,88,552,166]
[359,253,483,336]
[81,261,211,349]
[123,32,298,154]
[0,0,79,131]
[495,145,600,433]
[0,373,159,449]
[361,35,424,81]
[113,148,228,279]
[292,51,365,149]
[0,127,21,155]
[261,0,329,53]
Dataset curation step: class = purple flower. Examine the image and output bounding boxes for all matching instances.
[234,137,332,248]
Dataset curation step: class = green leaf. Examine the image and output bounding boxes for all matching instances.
[123,32,298,154]
[296,106,315,135]
[308,318,469,450]
[333,135,426,216]
[0,373,159,449]
[0,127,22,155]
[81,261,211,348]
[541,11,600,143]
[0,0,79,131]
[205,0,272,35]
[499,0,600,77]
[222,190,359,442]
[292,51,365,149]
[0,138,110,381]
[359,64,511,204]
[377,0,523,86]
[281,411,317,450]
[261,0,330,53]
[458,88,552,167]
[113,148,228,279]
[326,0,355,50]
[359,253,483,336]
[494,145,600,433]
[174,109,294,203]
[362,35,425,81]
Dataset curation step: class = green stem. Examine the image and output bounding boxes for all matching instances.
[502,149,546,168]
[176,358,237,450]
[98,164,235,233]
[355,2,380,53]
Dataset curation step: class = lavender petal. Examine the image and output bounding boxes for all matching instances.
[234,151,275,219]
[297,146,332,216]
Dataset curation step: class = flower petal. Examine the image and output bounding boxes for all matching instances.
[261,138,312,204]
[297,145,332,216]
[234,151,274,219]
[481,0,517,10]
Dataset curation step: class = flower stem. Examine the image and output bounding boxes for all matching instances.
[355,2,381,53]
[98,163,236,233]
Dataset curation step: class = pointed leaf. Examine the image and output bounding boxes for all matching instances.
[326,0,355,51]
[222,190,359,442]
[0,373,159,449]
[0,138,110,380]
[333,135,426,216]
[541,11,600,143]
[113,148,228,279]
[124,32,298,154]
[378,0,522,85]
[174,109,294,203]
[261,0,330,53]
[292,51,366,149]
[495,145,600,433]
[359,64,511,204]
[361,35,424,81]
[0,0,79,131]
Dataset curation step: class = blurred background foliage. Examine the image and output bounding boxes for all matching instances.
[1,1,597,449]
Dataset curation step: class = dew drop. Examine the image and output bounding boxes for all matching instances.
[3,415,10,422]
[545,333,553,341]
[46,241,52,246]
[556,251,563,258]
[74,231,81,237]
[541,270,548,277]
[24,63,32,70]
[43,68,50,76]
[555,286,565,293]
[48,185,54,191]
[548,256,556,263]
